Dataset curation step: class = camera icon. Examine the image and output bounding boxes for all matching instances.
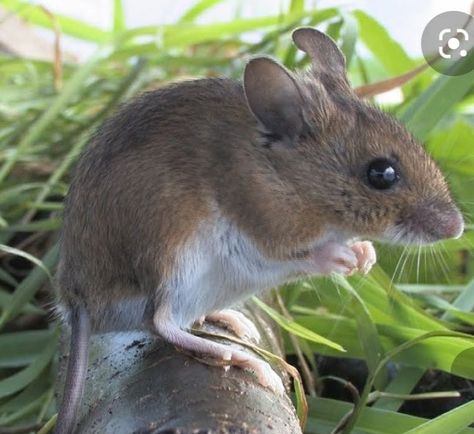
[438,28,469,59]
[422,11,474,76]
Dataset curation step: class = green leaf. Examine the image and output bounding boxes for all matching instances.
[0,390,48,425]
[113,0,126,33]
[305,396,474,434]
[289,0,305,13]
[0,244,52,280]
[1,218,62,232]
[0,330,54,368]
[0,44,113,183]
[0,244,58,329]
[339,12,358,67]
[372,366,424,412]
[0,375,50,413]
[443,278,474,321]
[1,0,109,42]
[252,296,345,352]
[0,288,44,316]
[332,274,385,378]
[0,268,18,287]
[293,314,474,379]
[417,294,474,326]
[426,121,474,166]
[124,9,337,48]
[404,400,474,434]
[0,334,57,399]
[179,0,224,23]
[400,50,474,140]
[353,10,414,75]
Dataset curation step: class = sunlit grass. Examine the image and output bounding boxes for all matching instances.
[0,0,473,432]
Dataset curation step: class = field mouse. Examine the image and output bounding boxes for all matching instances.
[54,28,464,433]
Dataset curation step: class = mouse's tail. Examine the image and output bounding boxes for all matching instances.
[54,305,91,434]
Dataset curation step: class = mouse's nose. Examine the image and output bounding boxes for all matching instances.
[429,204,464,241]
[442,207,464,240]
[407,203,464,243]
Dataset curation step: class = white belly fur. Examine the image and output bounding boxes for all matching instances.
[168,215,300,328]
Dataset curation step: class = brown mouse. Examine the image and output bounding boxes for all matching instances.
[54,28,463,433]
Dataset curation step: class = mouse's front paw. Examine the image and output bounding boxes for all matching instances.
[350,240,377,275]
[309,242,358,276]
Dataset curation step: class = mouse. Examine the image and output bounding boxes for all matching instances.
[54,28,464,434]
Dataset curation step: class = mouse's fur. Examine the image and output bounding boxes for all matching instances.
[54,29,463,433]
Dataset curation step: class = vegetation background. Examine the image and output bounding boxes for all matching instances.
[0,0,473,433]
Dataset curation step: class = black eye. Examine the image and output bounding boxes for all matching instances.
[367,158,400,190]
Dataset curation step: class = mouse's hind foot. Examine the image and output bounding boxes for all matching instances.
[153,313,283,395]
[204,309,261,343]
[227,350,284,394]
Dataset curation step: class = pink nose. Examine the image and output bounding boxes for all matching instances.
[443,208,464,239]
[406,204,464,243]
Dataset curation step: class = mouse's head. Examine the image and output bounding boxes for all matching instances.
[243,28,463,245]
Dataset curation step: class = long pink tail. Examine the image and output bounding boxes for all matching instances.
[54,305,90,434]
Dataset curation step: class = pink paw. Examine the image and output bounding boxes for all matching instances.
[309,242,358,276]
[231,352,285,395]
[350,241,377,275]
[306,240,377,276]
[205,309,260,343]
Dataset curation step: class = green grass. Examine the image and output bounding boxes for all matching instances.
[0,0,473,432]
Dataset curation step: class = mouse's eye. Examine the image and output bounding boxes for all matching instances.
[367,158,399,190]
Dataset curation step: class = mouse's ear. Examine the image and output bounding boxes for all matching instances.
[244,57,304,145]
[292,27,347,78]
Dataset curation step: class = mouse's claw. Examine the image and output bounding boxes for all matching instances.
[232,354,285,395]
[205,309,261,343]
[350,240,377,275]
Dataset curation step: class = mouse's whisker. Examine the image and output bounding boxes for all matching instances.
[437,244,452,284]
[391,245,407,286]
[393,247,405,284]
[424,246,431,281]
[397,247,410,281]
[428,245,441,282]
[429,244,451,284]
[416,244,422,284]
[406,248,417,283]
[309,279,323,305]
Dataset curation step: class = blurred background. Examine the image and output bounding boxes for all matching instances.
[0,1,473,433]
[3,0,474,59]
[37,0,473,57]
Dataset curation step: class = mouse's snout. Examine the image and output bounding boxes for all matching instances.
[406,202,464,243]
[442,207,464,240]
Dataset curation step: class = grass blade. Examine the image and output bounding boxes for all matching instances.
[0,244,58,329]
[252,297,345,352]
[0,335,57,399]
[179,0,224,23]
[1,0,109,42]
[113,0,126,33]
[400,49,474,140]
[353,9,414,75]
[0,45,112,183]
[404,401,474,434]
[0,244,52,280]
